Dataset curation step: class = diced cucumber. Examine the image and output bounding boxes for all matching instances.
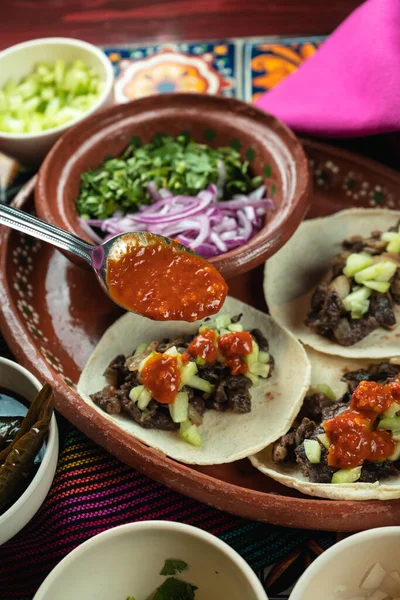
[377,417,400,431]
[169,391,189,423]
[354,261,397,284]
[304,439,321,464]
[382,230,400,254]
[164,346,179,357]
[180,361,198,387]
[389,443,400,461]
[330,275,351,300]
[180,420,202,447]
[185,374,214,393]
[331,466,362,484]
[134,342,148,356]
[244,340,259,368]
[317,433,331,449]
[227,323,243,333]
[363,280,391,293]
[138,351,156,373]
[249,362,270,378]
[258,351,270,364]
[195,356,206,367]
[342,286,372,319]
[137,387,152,410]
[384,402,400,418]
[219,328,230,336]
[244,371,259,386]
[129,385,143,403]
[310,384,336,402]
[199,321,216,333]
[216,314,231,330]
[343,252,373,278]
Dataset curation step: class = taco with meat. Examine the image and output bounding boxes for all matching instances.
[265,208,400,358]
[77,296,311,465]
[250,347,400,500]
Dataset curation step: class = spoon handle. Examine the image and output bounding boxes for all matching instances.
[0,204,94,263]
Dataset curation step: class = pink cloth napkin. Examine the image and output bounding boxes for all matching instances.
[255,0,400,137]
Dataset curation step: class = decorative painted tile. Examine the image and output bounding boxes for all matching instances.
[243,36,326,103]
[104,41,239,103]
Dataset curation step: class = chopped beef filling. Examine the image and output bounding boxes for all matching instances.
[306,223,400,346]
[272,362,400,484]
[90,323,273,431]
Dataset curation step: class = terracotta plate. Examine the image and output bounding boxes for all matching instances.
[1,140,400,532]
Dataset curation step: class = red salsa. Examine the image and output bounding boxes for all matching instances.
[218,331,253,375]
[106,233,228,322]
[187,330,253,375]
[187,329,218,364]
[323,380,398,469]
[141,353,181,404]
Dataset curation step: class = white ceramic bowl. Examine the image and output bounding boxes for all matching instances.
[0,38,114,165]
[33,521,268,600]
[0,357,58,545]
[290,527,400,600]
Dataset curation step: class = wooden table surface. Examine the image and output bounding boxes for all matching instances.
[2,0,362,49]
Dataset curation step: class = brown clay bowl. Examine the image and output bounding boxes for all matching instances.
[35,93,311,279]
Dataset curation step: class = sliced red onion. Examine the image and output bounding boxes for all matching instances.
[146,181,161,202]
[79,217,104,244]
[83,184,274,258]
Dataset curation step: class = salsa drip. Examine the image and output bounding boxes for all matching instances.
[188,328,253,375]
[106,233,228,322]
[323,380,400,469]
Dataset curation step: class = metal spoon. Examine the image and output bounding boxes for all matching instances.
[0,203,196,309]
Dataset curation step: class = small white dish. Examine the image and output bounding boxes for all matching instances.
[289,527,400,600]
[33,520,268,600]
[0,357,58,545]
[0,37,114,165]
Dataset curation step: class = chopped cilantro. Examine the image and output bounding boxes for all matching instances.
[160,559,188,576]
[76,134,260,220]
[152,577,197,600]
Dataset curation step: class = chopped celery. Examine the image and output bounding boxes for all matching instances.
[134,342,148,356]
[377,417,400,431]
[304,439,321,464]
[342,286,372,319]
[317,433,331,449]
[310,384,336,402]
[185,375,214,393]
[227,323,243,333]
[258,351,270,364]
[216,314,231,330]
[0,58,102,134]
[169,392,189,423]
[244,339,259,368]
[363,280,391,293]
[343,252,373,278]
[180,361,198,386]
[354,261,397,284]
[137,387,152,410]
[180,421,202,447]
[331,467,362,484]
[382,230,400,254]
[383,402,400,418]
[249,362,270,378]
